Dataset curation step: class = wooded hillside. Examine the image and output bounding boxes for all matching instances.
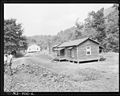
[25,4,119,52]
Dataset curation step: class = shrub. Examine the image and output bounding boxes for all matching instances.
[15,52,24,58]
[99,56,106,61]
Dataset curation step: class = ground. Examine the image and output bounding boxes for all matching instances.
[4,52,119,92]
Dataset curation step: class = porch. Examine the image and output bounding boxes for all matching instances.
[53,56,100,63]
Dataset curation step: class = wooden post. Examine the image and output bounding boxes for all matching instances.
[77,46,79,64]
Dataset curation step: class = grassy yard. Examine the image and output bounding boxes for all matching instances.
[4,52,119,92]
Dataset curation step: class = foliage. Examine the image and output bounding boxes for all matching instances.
[99,56,106,61]
[15,51,25,58]
[104,4,119,52]
[83,5,119,52]
[4,19,28,54]
[74,19,83,40]
[26,4,119,53]
[88,8,106,43]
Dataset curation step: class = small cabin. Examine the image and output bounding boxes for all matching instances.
[27,44,41,53]
[52,37,103,62]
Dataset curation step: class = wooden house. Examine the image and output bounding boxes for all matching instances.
[52,37,103,62]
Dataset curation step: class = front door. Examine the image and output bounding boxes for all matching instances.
[60,49,65,57]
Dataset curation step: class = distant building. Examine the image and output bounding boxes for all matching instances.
[52,37,103,62]
[27,44,41,53]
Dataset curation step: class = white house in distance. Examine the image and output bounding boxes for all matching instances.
[27,44,41,53]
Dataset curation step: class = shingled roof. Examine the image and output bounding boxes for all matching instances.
[57,37,99,48]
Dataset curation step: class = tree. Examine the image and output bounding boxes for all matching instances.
[83,12,97,39]
[4,19,28,75]
[74,18,83,40]
[32,39,36,43]
[19,36,28,51]
[112,4,119,10]
[104,5,119,52]
[86,6,119,52]
[4,19,28,54]
[89,8,106,43]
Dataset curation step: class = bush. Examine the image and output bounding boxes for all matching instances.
[53,58,59,61]
[99,56,106,61]
[15,52,24,58]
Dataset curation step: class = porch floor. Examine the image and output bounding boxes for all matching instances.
[53,56,100,63]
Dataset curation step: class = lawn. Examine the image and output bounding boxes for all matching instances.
[4,52,119,92]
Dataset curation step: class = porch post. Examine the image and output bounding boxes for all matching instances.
[77,46,79,64]
[59,50,60,56]
[65,48,67,59]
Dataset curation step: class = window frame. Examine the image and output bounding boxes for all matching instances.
[86,46,91,55]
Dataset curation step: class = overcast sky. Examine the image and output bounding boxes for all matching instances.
[4,4,113,36]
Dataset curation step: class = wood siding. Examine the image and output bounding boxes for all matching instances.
[63,47,77,59]
[71,47,77,59]
[77,40,99,61]
[55,39,99,61]
[65,48,70,58]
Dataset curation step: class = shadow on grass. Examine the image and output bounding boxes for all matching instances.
[14,52,25,58]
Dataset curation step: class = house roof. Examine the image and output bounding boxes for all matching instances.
[67,47,73,49]
[57,37,99,48]
[53,47,64,51]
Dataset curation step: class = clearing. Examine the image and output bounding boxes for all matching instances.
[4,52,119,92]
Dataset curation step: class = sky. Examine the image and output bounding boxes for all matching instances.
[4,4,113,36]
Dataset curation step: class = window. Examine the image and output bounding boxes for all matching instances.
[86,46,91,55]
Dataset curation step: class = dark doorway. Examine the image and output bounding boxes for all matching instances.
[60,49,65,56]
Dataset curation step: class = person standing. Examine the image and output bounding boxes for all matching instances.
[4,54,8,64]
[4,54,8,72]
[6,52,13,75]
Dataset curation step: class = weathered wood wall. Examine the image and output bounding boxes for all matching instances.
[54,39,99,61]
[77,40,99,61]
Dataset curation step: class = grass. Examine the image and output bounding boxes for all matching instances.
[5,64,81,92]
[4,52,119,92]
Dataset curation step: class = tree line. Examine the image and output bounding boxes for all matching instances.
[52,4,119,52]
[27,4,119,53]
[4,4,119,54]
